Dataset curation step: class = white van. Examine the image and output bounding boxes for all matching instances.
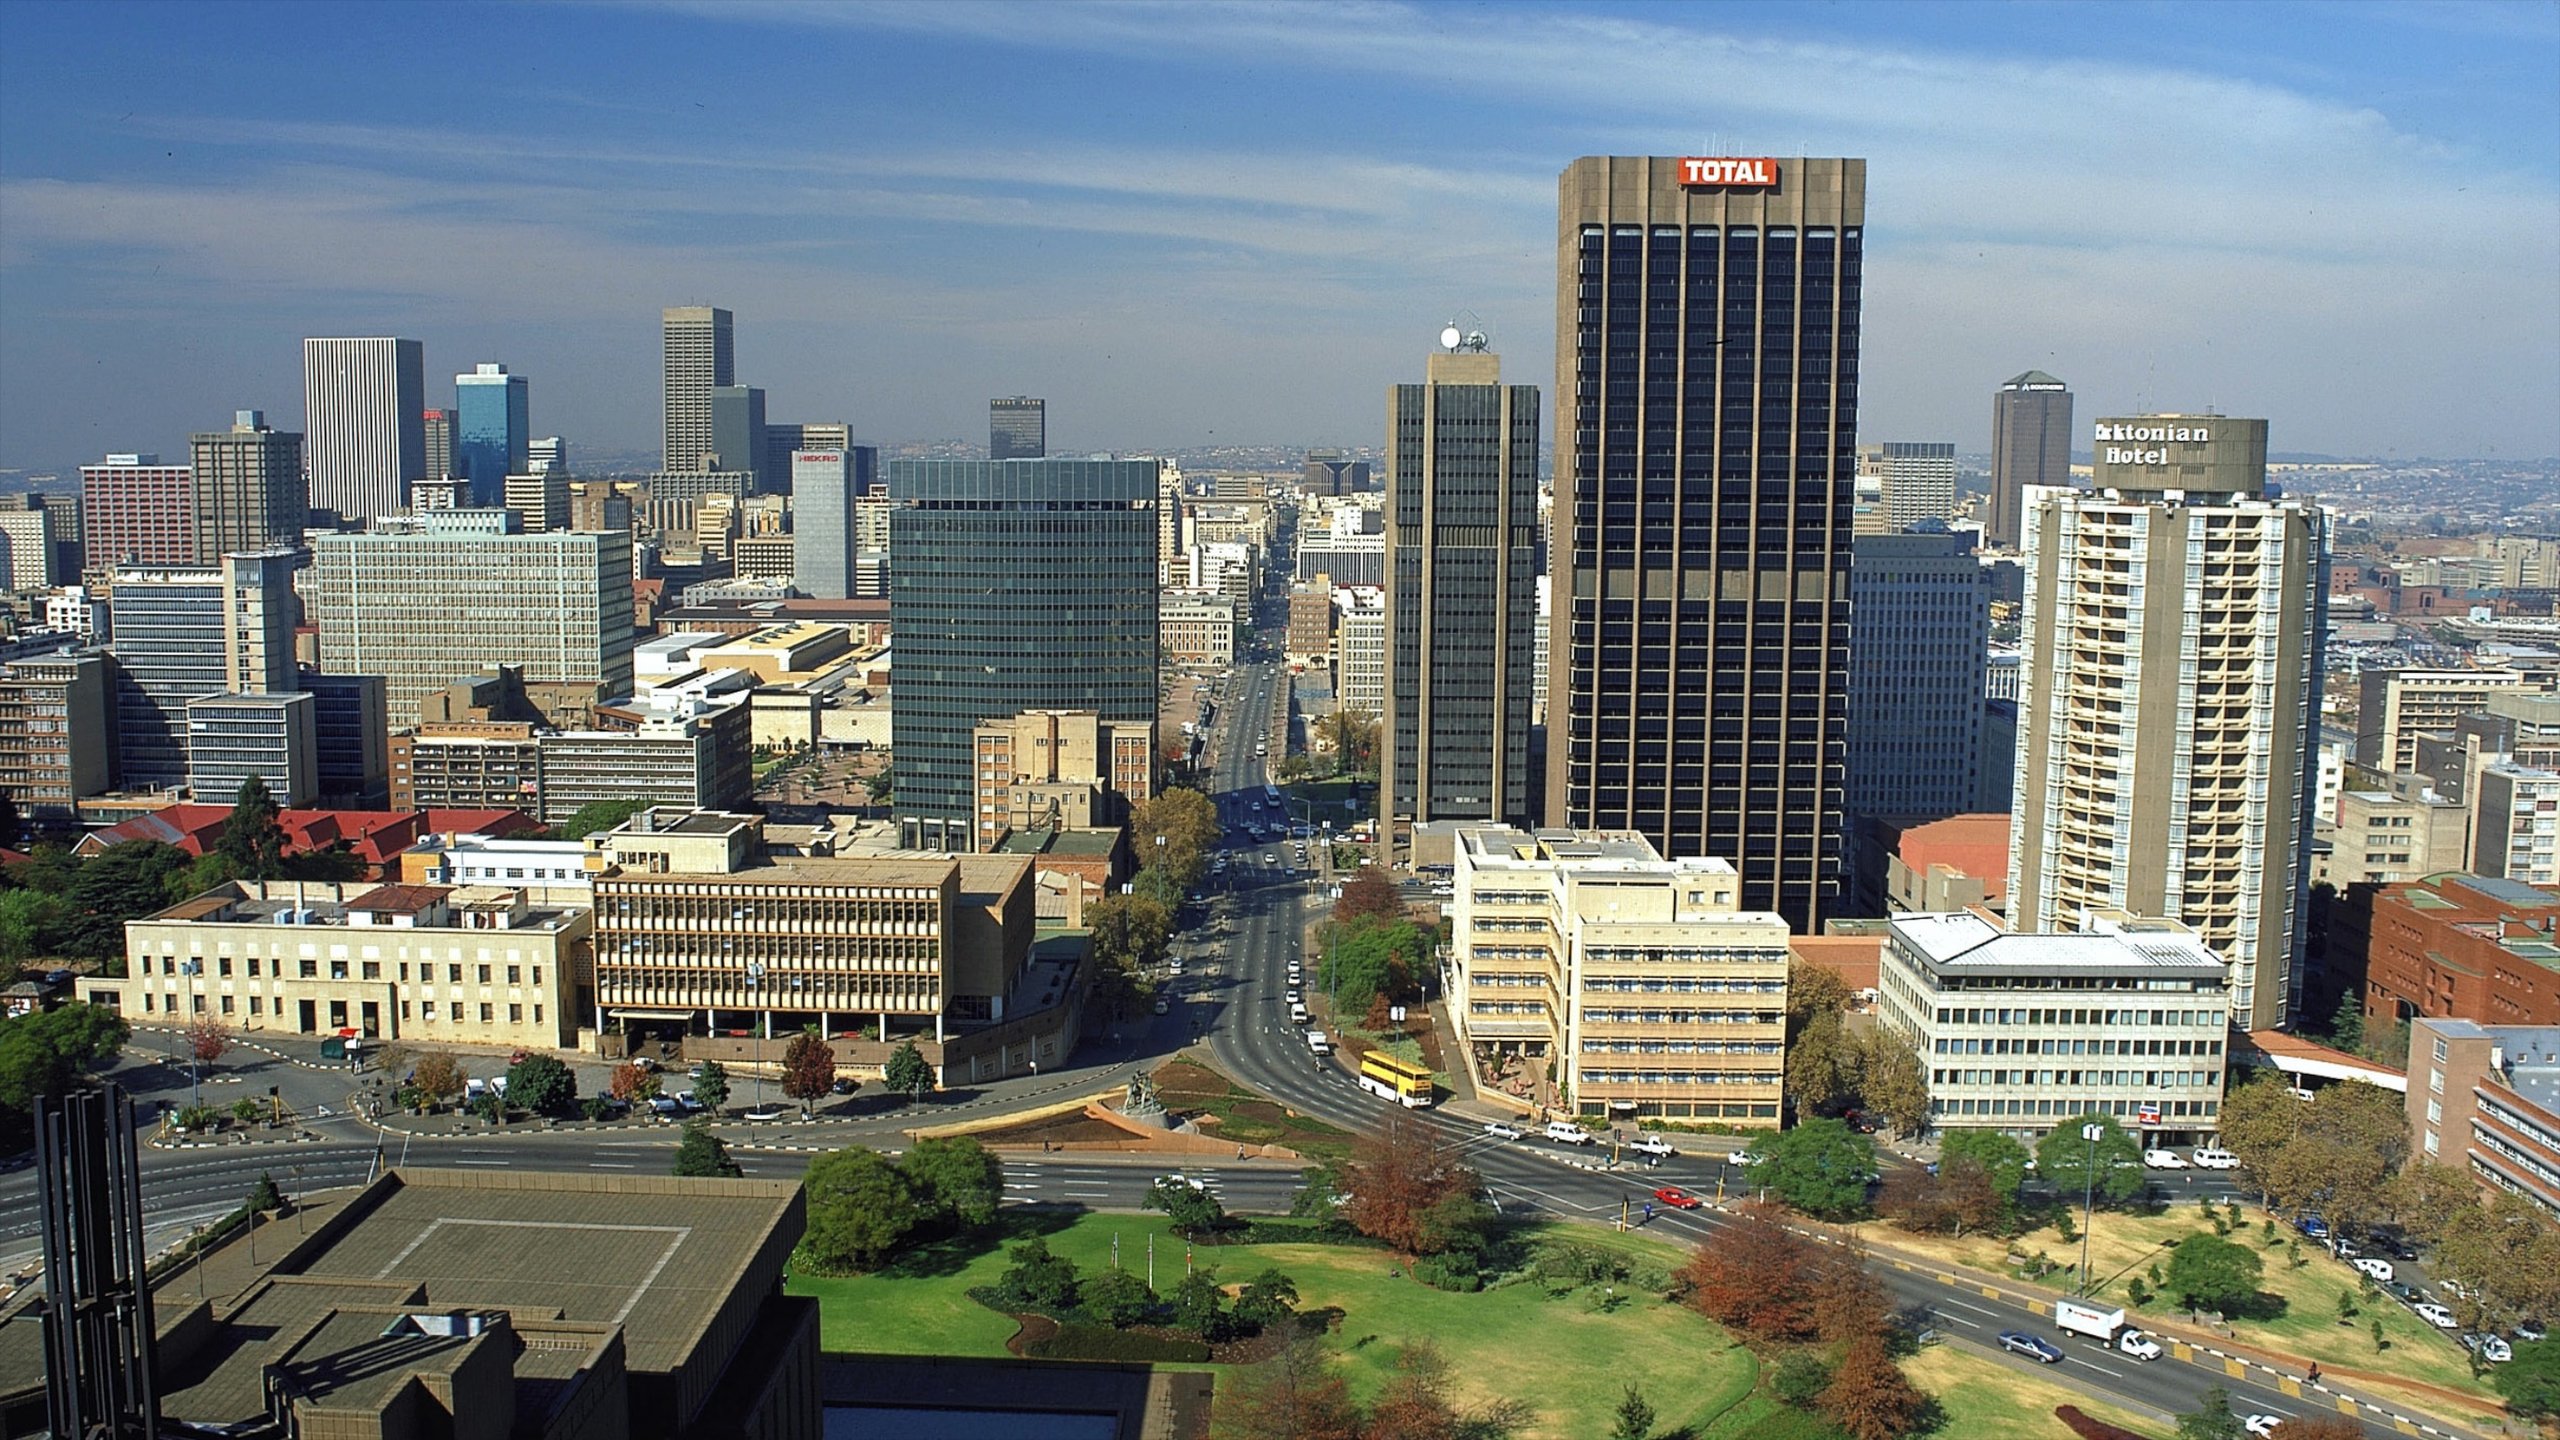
[1290,1002,1309,1024]
[1305,1029,1332,1055]
[1543,1120,1595,1146]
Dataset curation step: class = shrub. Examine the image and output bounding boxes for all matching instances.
[1414,1253,1481,1292]
[1024,1323,1210,1363]
[2055,1405,2150,1440]
[1772,1348,1835,1405]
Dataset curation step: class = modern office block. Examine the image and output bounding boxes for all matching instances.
[662,305,734,473]
[299,670,389,808]
[303,337,425,523]
[2474,763,2560,888]
[528,435,568,474]
[1384,340,1540,828]
[790,447,878,599]
[0,650,111,820]
[533,695,752,824]
[0,508,55,591]
[1333,588,1386,718]
[1548,156,1864,930]
[989,396,1046,460]
[422,407,455,481]
[763,421,849,492]
[1987,371,2072,551]
[106,551,299,791]
[1856,441,1958,531]
[708,384,769,489]
[2359,667,2541,771]
[2407,1017,2560,1218]
[185,691,319,806]
[2009,415,2327,1031]
[191,411,307,563]
[311,510,635,725]
[888,459,1156,850]
[80,452,195,570]
[454,362,529,503]
[503,469,571,534]
[1846,531,1989,828]
[221,549,302,698]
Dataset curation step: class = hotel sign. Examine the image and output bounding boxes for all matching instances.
[1678,157,1778,188]
[2092,422,2211,468]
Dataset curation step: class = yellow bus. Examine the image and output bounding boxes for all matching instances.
[1357,1050,1434,1108]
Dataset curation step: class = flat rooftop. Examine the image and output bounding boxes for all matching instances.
[1890,910,2226,980]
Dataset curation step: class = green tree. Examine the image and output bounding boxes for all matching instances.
[558,798,651,840]
[673,1121,743,1177]
[1771,1349,1834,1405]
[1169,1267,1228,1340]
[860,764,892,804]
[0,889,68,964]
[246,1170,284,1212]
[780,1032,837,1116]
[689,1059,729,1111]
[0,1002,130,1116]
[215,775,288,880]
[1232,1268,1299,1331]
[1784,961,1860,1117]
[1144,1176,1228,1237]
[900,1135,1002,1230]
[1131,787,1223,890]
[62,840,194,963]
[1852,1028,1930,1138]
[1083,1267,1157,1327]
[2327,991,2366,1051]
[2035,1112,2146,1206]
[2494,1339,2560,1420]
[2215,1072,2304,1199]
[1086,892,1172,972]
[1939,1130,2031,1197]
[1608,1383,1656,1440]
[2164,1233,2265,1313]
[1131,865,1185,911]
[2174,1385,2244,1440]
[796,1146,921,1274]
[504,1053,577,1115]
[1744,1117,1877,1220]
[883,1040,934,1103]
[995,1236,1080,1310]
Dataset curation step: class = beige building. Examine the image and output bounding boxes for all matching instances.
[1447,826,1789,1124]
[0,648,110,821]
[2322,785,2468,887]
[2009,416,2326,1031]
[1160,592,1238,666]
[970,709,1155,851]
[2362,668,2543,773]
[113,879,588,1049]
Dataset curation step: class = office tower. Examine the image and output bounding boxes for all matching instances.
[503,470,571,534]
[302,337,425,523]
[11,490,83,580]
[0,650,111,819]
[888,459,1156,849]
[662,305,735,473]
[1302,453,1373,494]
[1383,337,1540,827]
[81,453,195,569]
[299,670,389,807]
[2009,415,2327,1031]
[1986,371,2071,551]
[709,385,769,490]
[186,691,318,805]
[2357,668,2540,770]
[1856,441,1957,531]
[2474,764,2560,887]
[1846,532,1989,822]
[454,362,529,503]
[0,509,55,591]
[989,396,1046,460]
[791,447,879,600]
[1334,588,1386,716]
[222,549,301,697]
[311,510,635,725]
[528,435,569,474]
[1548,155,1864,930]
[423,407,456,480]
[764,421,849,492]
[106,551,298,790]
[570,480,634,536]
[190,410,307,563]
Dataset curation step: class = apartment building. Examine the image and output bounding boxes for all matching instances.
[1447,826,1790,1124]
[2473,763,2560,888]
[388,697,749,823]
[2359,668,2543,772]
[2409,1018,2560,1219]
[969,709,1155,851]
[0,649,111,821]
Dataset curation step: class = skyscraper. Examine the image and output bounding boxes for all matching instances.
[528,435,569,475]
[106,550,299,790]
[303,337,425,523]
[1844,531,1988,823]
[791,446,878,600]
[989,396,1046,460]
[1856,441,1958,532]
[888,459,1156,850]
[2008,415,2327,1030]
[423,407,456,482]
[709,384,769,489]
[454,362,529,503]
[662,306,735,473]
[81,452,196,569]
[1547,155,1864,930]
[765,421,851,492]
[1987,371,2072,551]
[190,410,307,562]
[1383,337,1540,828]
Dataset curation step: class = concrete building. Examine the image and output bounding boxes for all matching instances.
[2009,415,2327,1031]
[79,451,196,570]
[1986,371,2072,552]
[2473,763,2560,888]
[186,691,319,806]
[1332,586,1385,719]
[791,447,879,599]
[709,383,770,490]
[1856,441,1958,531]
[505,468,571,534]
[1548,156,1863,931]
[2360,668,2542,772]
[2409,1017,2560,1219]
[301,670,391,808]
[1161,592,1239,667]
[529,434,568,474]
[191,410,307,562]
[2343,873,2560,1029]
[303,336,426,523]
[454,362,529,502]
[969,709,1154,851]
[107,551,300,791]
[763,420,850,489]
[0,507,54,591]
[1446,825,1790,1123]
[2324,785,2468,887]
[400,830,596,898]
[1880,812,2011,918]
[311,509,635,725]
[1877,909,2231,1141]
[390,722,542,813]
[989,395,1045,460]
[1384,340,1540,829]
[1846,531,1990,828]
[888,459,1157,851]
[1287,580,1335,667]
[423,405,455,480]
[388,697,749,824]
[662,305,734,474]
[0,649,111,821]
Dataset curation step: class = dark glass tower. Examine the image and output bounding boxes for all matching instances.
[1547,156,1866,930]
[888,459,1157,850]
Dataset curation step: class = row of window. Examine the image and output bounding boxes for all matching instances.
[1932,1069,2218,1089]
[1934,1096,2220,1120]
[1929,1036,2225,1058]
[139,954,546,986]
[134,990,544,1029]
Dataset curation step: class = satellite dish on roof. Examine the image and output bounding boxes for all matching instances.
[1439,324,1463,351]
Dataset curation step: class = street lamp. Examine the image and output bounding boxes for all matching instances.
[180,960,204,1112]
[2078,1121,2105,1295]
[743,962,768,1108]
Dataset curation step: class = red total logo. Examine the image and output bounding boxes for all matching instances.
[1678,156,1778,188]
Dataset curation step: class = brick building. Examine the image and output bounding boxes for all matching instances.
[2343,872,2560,1029]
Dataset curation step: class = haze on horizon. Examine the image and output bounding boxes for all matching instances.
[1,0,2555,472]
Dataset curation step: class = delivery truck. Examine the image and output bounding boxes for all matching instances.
[2053,1298,2163,1360]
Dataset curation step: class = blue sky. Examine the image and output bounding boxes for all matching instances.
[3,0,2555,469]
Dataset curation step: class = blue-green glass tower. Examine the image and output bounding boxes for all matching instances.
[889,459,1159,850]
[454,362,529,506]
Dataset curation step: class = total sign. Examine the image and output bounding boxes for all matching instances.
[1678,156,1778,188]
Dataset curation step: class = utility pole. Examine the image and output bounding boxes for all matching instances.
[2078,1122,2104,1295]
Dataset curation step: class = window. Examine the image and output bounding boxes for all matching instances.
[362,962,381,980]
[449,1003,463,1021]
[299,960,318,978]
[478,965,491,984]
[480,1004,494,1023]
[448,965,462,983]
[507,966,521,985]
[219,995,235,1015]
[509,1004,523,1024]
[218,957,233,978]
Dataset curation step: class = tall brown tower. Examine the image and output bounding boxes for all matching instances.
[1986,371,2071,550]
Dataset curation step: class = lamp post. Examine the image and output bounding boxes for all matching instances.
[2078,1121,2104,1294]
[180,960,203,1112]
[744,962,767,1108]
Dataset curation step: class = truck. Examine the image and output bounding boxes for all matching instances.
[2053,1298,2162,1360]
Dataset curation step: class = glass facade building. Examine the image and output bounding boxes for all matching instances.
[888,459,1157,849]
[454,363,529,505]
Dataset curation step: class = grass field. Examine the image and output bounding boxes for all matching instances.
[791,1212,1757,1440]
[1901,1345,2167,1439]
[1152,1055,1357,1161]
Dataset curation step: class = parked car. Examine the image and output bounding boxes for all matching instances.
[2190,1146,2241,1169]
[2462,1333,2513,1363]
[1542,1120,1596,1146]
[2143,1148,2189,1168]
[1627,1135,1677,1158]
[2414,1302,2459,1329]
[2384,1280,2421,1304]
[741,1106,785,1123]
[1482,1121,1525,1142]
[2241,1417,2286,1439]
[2515,1319,2548,1342]
[649,1095,683,1116]
[1998,1331,2064,1364]
[2351,1257,2396,1283]
[1652,1187,1702,1210]
[2295,1213,2330,1240]
[1727,1148,1755,1166]
[674,1090,704,1112]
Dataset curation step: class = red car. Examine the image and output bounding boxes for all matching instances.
[1652,1187,1702,1210]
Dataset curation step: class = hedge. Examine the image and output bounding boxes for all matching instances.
[1024,1323,1211,1363]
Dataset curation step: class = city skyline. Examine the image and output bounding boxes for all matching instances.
[1,1,2554,473]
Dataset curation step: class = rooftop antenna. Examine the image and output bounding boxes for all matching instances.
[1440,311,1492,353]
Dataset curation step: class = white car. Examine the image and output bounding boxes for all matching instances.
[2190,1146,2241,1169]
[1482,1121,1525,1142]
[2241,1417,2285,1439]
[1155,1172,1208,1192]
[2143,1148,2189,1168]
[2471,1334,2513,1363]
[1727,1149,1754,1167]
[1627,1135,1677,1158]
[2414,1301,2459,1329]
[2351,1257,2395,1283]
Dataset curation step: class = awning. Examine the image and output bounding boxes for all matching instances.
[606,1008,698,1021]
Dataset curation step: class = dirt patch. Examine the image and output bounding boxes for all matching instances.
[1004,1311,1059,1358]
[1152,1059,1229,1101]
[966,1110,1137,1147]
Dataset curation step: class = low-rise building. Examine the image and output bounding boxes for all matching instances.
[185,691,319,806]
[969,709,1154,851]
[2342,872,2560,1028]
[389,696,752,823]
[1875,909,2232,1142]
[2321,784,2469,887]
[1160,592,1238,667]
[399,830,599,900]
[2409,1017,2560,1219]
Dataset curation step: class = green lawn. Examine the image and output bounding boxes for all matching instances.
[1901,1345,2166,1439]
[790,1214,1756,1440]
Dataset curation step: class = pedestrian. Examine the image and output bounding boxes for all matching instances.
[2307,1364,2320,1385]
[1642,1202,1654,1223]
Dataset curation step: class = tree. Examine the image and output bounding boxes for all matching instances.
[1340,1112,1486,1256]
[1132,787,1222,890]
[1788,960,1854,1024]
[557,798,652,840]
[2386,1161,2477,1245]
[1940,1129,2032,1196]
[0,888,68,964]
[411,1052,467,1108]
[1085,892,1172,1012]
[1784,1004,1860,1119]
[1221,1337,1363,1440]
[246,1171,284,1212]
[2493,1338,2560,1421]
[860,764,892,805]
[1746,1117,1877,1219]
[691,1059,729,1112]
[883,1040,934,1103]
[1169,1267,1229,1340]
[2327,991,2366,1052]
[1771,1350,1834,1405]
[780,1032,837,1116]
[994,1236,1080,1311]
[1606,1384,1655,1440]
[183,1013,233,1068]
[2173,1388,2243,1440]
[1083,1267,1157,1328]
[1880,1153,2008,1239]
[1319,917,1428,1020]
[505,1053,576,1115]
[673,1121,743,1177]
[1333,866,1404,925]
[900,1135,1002,1230]
[2035,1112,2146,1207]
[63,839,194,962]
[796,1145,921,1274]
[0,790,20,849]
[2164,1233,2264,1313]
[607,1062,659,1103]
[1852,1029,1930,1137]
[1677,1202,1831,1344]
[2431,1189,2560,1332]
[1145,1176,1228,1237]
[1817,1331,1931,1440]
[215,775,287,880]
[1233,1268,1299,1331]
[2216,1072,2305,1196]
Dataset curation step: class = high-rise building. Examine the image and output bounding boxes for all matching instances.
[454,362,529,503]
[311,510,635,725]
[528,434,569,474]
[1383,339,1540,828]
[190,410,307,562]
[989,396,1046,460]
[0,650,111,819]
[1856,441,1957,532]
[186,691,318,806]
[303,337,425,523]
[2009,415,2327,1030]
[503,470,571,534]
[1986,371,2071,551]
[2474,763,2560,888]
[1547,155,1865,930]
[299,670,389,808]
[888,459,1156,850]
[81,452,195,570]
[422,407,456,481]
[0,508,55,592]
[1333,587,1386,718]
[709,384,769,489]
[106,550,299,790]
[222,548,301,698]
[763,421,850,492]
[1846,531,1989,823]
[790,447,878,600]
[662,305,735,473]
